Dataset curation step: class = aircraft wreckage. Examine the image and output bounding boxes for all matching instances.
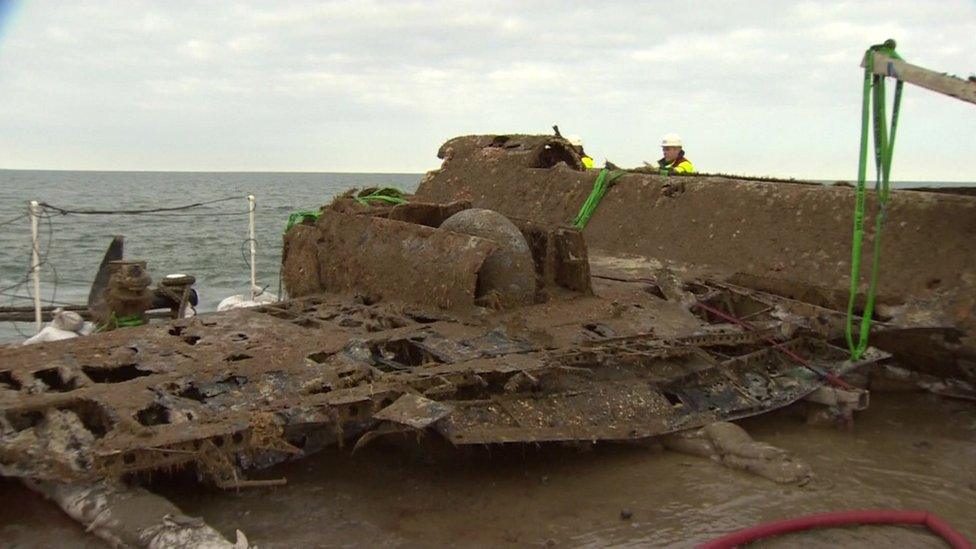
[2,134,974,546]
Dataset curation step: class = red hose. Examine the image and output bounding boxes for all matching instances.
[699,509,972,548]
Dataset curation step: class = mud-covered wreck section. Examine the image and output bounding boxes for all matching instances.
[281,196,592,310]
[416,134,976,383]
[1,135,969,547]
[1,181,896,545]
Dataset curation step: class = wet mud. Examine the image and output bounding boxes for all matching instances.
[1,393,972,547]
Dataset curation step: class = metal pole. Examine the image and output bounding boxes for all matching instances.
[248,194,257,300]
[29,201,42,332]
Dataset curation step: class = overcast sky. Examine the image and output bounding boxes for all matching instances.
[0,1,973,180]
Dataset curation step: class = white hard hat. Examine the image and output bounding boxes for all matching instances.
[565,134,583,147]
[661,133,683,147]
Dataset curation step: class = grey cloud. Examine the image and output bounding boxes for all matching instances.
[0,0,973,178]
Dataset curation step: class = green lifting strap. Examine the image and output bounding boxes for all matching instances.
[284,210,320,234]
[845,40,904,360]
[355,187,408,206]
[94,312,145,333]
[573,168,626,229]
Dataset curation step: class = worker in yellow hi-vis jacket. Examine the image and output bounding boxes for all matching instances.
[566,134,595,169]
[656,133,695,175]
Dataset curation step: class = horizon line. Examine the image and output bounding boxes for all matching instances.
[0,167,428,175]
[2,167,975,184]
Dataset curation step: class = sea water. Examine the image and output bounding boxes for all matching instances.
[0,170,421,343]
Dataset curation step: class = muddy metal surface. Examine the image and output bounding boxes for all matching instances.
[0,252,902,546]
[0,270,879,485]
[2,134,974,546]
[1,392,972,547]
[417,134,976,382]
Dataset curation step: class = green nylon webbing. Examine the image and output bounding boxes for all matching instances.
[94,312,145,333]
[573,169,626,228]
[355,187,408,206]
[284,210,320,234]
[845,41,904,360]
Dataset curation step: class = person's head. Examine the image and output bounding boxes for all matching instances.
[565,134,585,154]
[661,133,683,163]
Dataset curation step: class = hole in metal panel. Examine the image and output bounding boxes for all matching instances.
[662,391,684,407]
[135,402,170,426]
[83,364,152,384]
[307,351,335,364]
[0,371,21,391]
[369,338,443,371]
[33,368,79,392]
[3,409,43,432]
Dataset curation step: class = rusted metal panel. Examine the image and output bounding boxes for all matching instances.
[434,338,887,445]
[313,212,497,311]
[374,394,452,429]
[1,263,888,487]
[281,224,322,298]
[509,217,593,296]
